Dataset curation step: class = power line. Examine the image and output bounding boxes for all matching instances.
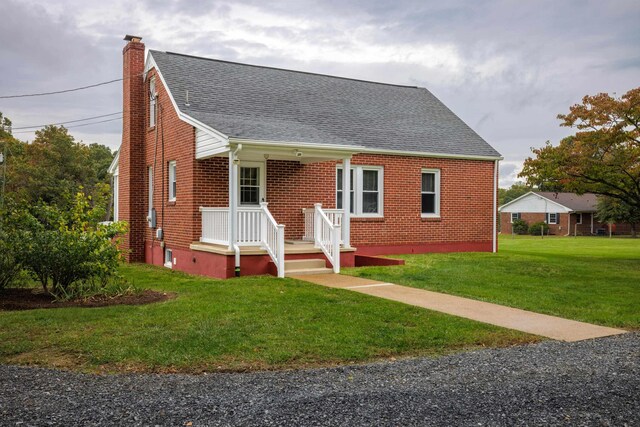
[11,117,123,134]
[0,79,122,99]
[0,71,146,99]
[12,112,124,130]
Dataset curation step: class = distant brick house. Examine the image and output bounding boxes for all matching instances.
[498,191,633,235]
[110,35,502,278]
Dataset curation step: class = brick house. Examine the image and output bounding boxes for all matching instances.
[498,191,633,235]
[111,35,502,278]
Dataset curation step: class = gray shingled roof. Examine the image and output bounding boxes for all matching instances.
[150,50,501,158]
[535,192,598,212]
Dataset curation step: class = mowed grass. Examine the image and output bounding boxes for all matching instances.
[0,264,535,373]
[344,236,640,329]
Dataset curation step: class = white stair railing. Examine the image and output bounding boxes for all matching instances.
[302,207,343,242]
[313,203,341,273]
[260,202,285,278]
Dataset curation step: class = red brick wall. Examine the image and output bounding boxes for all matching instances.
[118,39,146,262]
[120,40,498,265]
[142,68,198,257]
[500,211,633,235]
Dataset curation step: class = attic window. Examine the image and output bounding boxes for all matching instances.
[149,77,156,128]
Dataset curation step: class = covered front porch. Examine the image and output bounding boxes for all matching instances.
[192,139,358,278]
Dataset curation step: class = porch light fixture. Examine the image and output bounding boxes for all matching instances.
[294,150,303,157]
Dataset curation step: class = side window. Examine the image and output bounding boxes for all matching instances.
[149,77,156,128]
[421,169,440,217]
[511,212,521,223]
[335,166,383,216]
[168,160,176,201]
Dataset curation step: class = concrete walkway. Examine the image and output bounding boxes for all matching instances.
[290,274,627,342]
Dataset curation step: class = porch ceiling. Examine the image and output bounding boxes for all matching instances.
[209,141,357,163]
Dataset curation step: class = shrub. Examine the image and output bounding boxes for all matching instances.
[511,219,529,235]
[6,193,129,298]
[529,221,550,236]
[0,230,23,290]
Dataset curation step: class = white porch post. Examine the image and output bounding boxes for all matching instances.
[228,152,238,250]
[342,157,351,248]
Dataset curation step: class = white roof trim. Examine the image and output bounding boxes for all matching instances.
[145,52,230,147]
[229,137,362,154]
[359,147,502,161]
[108,150,119,174]
[498,191,573,212]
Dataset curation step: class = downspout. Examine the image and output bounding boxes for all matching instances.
[492,159,499,253]
[566,211,571,236]
[230,144,243,276]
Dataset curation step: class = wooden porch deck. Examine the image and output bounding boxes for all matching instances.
[190,241,356,256]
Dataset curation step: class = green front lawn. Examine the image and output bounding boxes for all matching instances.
[0,264,534,373]
[344,236,640,329]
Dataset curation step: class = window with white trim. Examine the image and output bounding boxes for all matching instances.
[336,165,383,216]
[421,169,440,217]
[112,170,119,221]
[149,77,156,128]
[546,212,558,224]
[164,249,173,268]
[336,168,354,214]
[168,160,176,201]
[576,213,582,224]
[511,212,521,223]
[148,166,153,219]
[240,166,261,205]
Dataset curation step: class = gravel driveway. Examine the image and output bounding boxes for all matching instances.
[1,333,638,426]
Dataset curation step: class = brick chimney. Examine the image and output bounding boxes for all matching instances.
[119,35,146,262]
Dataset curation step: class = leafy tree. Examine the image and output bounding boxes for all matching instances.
[596,196,640,237]
[0,112,114,216]
[520,87,640,210]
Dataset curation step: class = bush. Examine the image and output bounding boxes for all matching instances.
[512,219,529,235]
[6,193,129,298]
[529,221,550,236]
[0,230,23,290]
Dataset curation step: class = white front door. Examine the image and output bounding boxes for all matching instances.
[238,161,266,206]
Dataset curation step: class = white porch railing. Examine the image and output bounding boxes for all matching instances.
[302,208,343,242]
[260,202,285,278]
[313,203,341,273]
[200,204,285,277]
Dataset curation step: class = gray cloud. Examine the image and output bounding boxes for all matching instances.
[1,0,639,188]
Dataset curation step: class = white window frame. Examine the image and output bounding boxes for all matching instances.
[237,161,266,207]
[168,160,177,201]
[164,249,173,269]
[112,169,119,221]
[576,213,582,224]
[148,166,153,222]
[149,77,156,128]
[421,169,441,218]
[336,165,384,218]
[546,212,558,224]
[511,212,521,223]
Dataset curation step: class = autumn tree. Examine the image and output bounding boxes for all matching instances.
[0,113,114,214]
[520,87,640,210]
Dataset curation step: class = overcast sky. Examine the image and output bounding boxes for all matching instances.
[1,0,638,187]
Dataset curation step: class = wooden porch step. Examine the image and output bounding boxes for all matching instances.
[284,259,333,276]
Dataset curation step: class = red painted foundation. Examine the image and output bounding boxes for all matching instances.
[355,255,405,267]
[354,241,493,256]
[144,240,356,279]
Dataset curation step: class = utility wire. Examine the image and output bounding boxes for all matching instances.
[0,71,146,99]
[11,117,122,134]
[12,112,124,130]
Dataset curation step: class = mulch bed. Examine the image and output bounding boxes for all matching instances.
[0,288,175,311]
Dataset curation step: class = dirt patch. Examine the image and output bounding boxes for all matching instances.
[0,288,175,311]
